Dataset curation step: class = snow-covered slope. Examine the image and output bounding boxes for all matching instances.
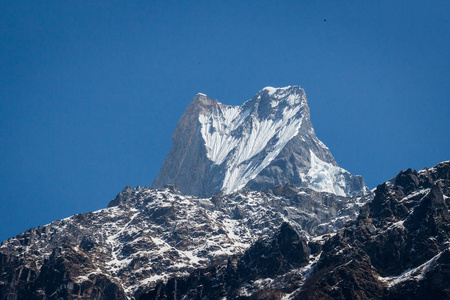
[152,86,368,197]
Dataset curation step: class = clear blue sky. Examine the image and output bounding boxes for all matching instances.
[1,1,449,241]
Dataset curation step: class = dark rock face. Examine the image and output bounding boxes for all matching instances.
[0,252,39,300]
[0,245,126,300]
[138,264,228,300]
[236,222,309,282]
[387,249,450,300]
[300,247,386,300]
[29,246,126,300]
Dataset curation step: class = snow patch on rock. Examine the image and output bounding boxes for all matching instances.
[307,150,349,196]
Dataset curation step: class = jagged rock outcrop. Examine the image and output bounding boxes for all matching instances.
[235,222,309,282]
[29,246,126,300]
[293,161,450,300]
[152,86,368,197]
[0,245,126,300]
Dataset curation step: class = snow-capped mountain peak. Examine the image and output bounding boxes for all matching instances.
[152,86,367,197]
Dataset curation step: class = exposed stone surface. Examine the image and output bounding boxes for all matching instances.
[235,222,309,282]
[0,245,126,300]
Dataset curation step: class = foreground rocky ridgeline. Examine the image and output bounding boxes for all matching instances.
[1,161,448,299]
[0,182,369,299]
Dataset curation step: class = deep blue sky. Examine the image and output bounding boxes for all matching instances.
[1,1,449,241]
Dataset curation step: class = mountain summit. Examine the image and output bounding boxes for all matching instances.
[152,86,368,197]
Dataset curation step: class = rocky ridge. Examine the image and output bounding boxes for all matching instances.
[0,184,370,299]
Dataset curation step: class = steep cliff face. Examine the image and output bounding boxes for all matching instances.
[152,86,368,197]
